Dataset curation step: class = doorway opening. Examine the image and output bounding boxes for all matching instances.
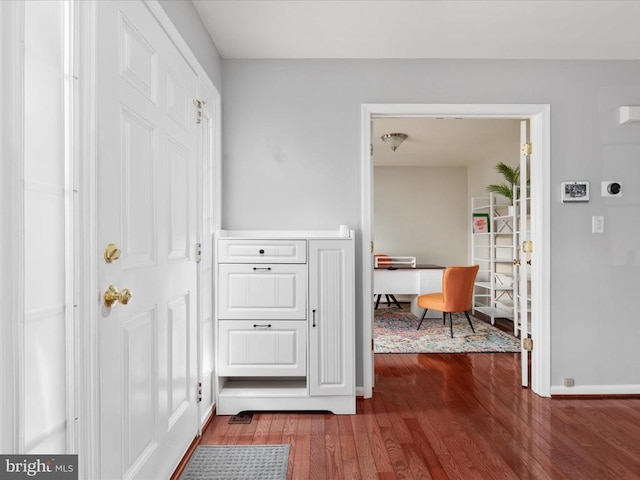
[360,104,551,399]
[371,116,522,352]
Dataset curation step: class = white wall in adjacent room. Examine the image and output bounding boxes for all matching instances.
[374,166,468,267]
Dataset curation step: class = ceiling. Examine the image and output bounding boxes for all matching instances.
[192,1,640,60]
[372,117,520,166]
[190,1,638,168]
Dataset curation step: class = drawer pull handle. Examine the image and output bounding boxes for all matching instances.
[259,249,265,254]
[253,324,272,329]
[312,309,316,327]
[253,267,271,271]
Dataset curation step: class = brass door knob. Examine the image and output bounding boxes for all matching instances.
[104,285,132,307]
[104,244,121,263]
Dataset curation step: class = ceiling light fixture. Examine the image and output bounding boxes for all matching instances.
[381,133,408,152]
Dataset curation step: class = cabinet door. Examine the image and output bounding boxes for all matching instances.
[308,239,354,396]
[218,264,307,319]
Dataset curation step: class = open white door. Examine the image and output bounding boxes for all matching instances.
[362,113,375,398]
[516,120,533,387]
[196,90,218,427]
[97,1,199,478]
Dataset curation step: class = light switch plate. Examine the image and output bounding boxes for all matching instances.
[592,216,604,233]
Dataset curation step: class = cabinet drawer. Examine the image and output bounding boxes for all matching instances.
[218,264,307,319]
[218,239,306,263]
[218,320,306,377]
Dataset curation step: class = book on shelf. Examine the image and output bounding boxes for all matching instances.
[472,213,490,233]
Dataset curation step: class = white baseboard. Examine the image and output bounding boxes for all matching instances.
[356,386,365,397]
[551,384,640,396]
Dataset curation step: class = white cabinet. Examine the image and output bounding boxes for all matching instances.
[214,230,355,415]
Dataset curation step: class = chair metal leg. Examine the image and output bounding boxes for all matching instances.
[389,294,402,309]
[449,312,454,338]
[464,311,476,333]
[385,294,391,307]
[417,309,428,330]
[442,312,446,325]
[374,294,382,310]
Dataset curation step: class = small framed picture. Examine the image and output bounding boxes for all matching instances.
[472,213,490,233]
[561,181,589,203]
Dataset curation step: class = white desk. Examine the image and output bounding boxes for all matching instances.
[374,265,445,317]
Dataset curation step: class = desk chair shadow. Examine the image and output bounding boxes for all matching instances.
[416,265,479,338]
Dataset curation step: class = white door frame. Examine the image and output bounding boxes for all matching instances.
[361,103,551,398]
[0,0,26,454]
[75,2,221,477]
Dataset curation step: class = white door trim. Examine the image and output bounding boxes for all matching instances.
[75,1,221,477]
[76,1,100,476]
[64,0,78,455]
[0,0,26,454]
[361,103,551,398]
[529,110,551,396]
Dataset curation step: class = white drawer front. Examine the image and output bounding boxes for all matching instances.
[218,239,307,263]
[219,320,307,376]
[374,269,420,294]
[218,264,307,319]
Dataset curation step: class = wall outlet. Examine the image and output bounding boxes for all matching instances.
[602,181,622,197]
[564,378,575,387]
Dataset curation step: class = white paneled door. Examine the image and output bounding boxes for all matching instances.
[97,1,198,478]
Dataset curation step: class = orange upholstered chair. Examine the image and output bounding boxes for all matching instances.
[416,265,479,338]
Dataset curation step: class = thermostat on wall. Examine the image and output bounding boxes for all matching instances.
[561,181,589,203]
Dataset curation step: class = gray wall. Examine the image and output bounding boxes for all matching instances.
[158,0,222,91]
[221,59,640,390]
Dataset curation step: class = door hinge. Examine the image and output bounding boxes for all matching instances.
[522,142,532,155]
[195,242,202,263]
[370,144,373,156]
[371,338,374,351]
[370,241,374,253]
[523,337,533,351]
[197,381,203,402]
[194,99,206,124]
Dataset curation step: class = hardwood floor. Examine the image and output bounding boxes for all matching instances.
[194,354,640,479]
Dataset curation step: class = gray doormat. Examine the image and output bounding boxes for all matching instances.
[179,444,290,480]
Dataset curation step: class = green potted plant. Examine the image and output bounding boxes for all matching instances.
[486,162,520,204]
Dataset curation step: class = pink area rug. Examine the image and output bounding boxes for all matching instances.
[375,307,520,353]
